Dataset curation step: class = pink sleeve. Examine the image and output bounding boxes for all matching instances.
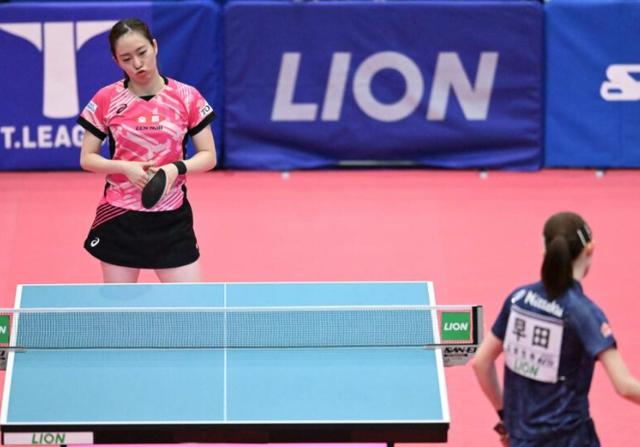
[187,87,214,131]
[79,88,108,135]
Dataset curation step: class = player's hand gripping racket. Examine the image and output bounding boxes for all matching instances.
[141,162,185,209]
[141,169,167,209]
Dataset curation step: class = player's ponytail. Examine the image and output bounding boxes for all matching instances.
[541,235,573,299]
[541,212,592,299]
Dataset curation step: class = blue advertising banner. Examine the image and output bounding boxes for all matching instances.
[224,1,543,170]
[0,1,222,170]
[546,0,640,168]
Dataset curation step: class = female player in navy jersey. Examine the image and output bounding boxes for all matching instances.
[77,18,216,283]
[472,211,640,446]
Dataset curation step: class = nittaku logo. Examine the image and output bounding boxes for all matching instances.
[512,289,564,318]
[600,64,640,101]
[90,237,100,247]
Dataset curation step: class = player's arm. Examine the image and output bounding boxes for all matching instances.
[472,332,508,445]
[472,332,504,411]
[185,125,216,172]
[79,131,154,189]
[599,347,640,404]
[153,125,216,187]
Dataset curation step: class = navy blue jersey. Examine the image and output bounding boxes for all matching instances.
[491,281,615,442]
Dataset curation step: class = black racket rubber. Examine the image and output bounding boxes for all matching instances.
[141,169,167,209]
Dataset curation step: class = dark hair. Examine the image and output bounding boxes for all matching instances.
[108,18,154,58]
[541,212,592,299]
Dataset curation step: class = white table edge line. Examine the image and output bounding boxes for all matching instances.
[428,282,451,423]
[1,418,449,425]
[0,285,23,424]
[223,283,228,422]
[17,281,434,287]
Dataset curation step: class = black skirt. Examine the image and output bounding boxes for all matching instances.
[84,199,200,269]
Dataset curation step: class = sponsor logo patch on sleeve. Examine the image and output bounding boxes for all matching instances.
[600,322,613,337]
[86,101,97,113]
[199,102,213,118]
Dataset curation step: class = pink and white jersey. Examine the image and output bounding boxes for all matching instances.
[78,77,214,211]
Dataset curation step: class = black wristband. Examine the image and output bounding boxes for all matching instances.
[497,409,504,420]
[172,161,187,175]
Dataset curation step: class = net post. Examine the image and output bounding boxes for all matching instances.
[473,305,484,345]
[440,305,483,367]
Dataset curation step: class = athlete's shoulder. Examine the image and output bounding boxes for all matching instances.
[165,78,214,125]
[509,281,565,319]
[562,283,615,347]
[80,80,126,121]
[495,282,541,316]
[165,77,200,98]
[491,281,554,342]
[506,281,545,304]
[93,79,127,100]
[562,283,605,317]
[166,77,193,89]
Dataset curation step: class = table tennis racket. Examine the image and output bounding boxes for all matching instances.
[141,169,167,209]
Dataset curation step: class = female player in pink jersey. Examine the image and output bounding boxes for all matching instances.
[77,18,216,283]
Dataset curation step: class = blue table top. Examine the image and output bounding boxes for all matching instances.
[0,282,449,444]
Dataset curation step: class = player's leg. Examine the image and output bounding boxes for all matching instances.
[101,262,141,283]
[154,260,201,283]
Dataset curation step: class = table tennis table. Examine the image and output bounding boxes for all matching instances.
[0,281,462,445]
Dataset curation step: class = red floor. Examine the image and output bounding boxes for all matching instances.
[1,169,639,445]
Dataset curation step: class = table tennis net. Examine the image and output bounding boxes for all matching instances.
[0,305,481,350]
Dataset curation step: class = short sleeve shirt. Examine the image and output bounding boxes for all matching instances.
[78,77,215,211]
[491,281,615,441]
